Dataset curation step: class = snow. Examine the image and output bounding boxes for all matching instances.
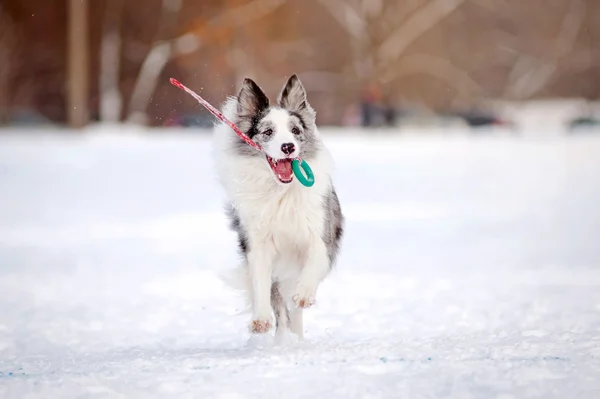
[1,127,600,398]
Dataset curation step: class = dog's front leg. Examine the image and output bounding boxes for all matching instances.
[293,236,329,309]
[247,243,276,333]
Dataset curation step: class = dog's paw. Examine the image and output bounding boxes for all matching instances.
[249,318,272,334]
[293,283,317,309]
[294,296,315,308]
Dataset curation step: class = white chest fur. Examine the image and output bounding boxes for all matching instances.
[223,154,329,252]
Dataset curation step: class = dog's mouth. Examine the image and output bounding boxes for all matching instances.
[266,156,294,184]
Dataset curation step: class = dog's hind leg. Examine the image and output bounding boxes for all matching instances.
[271,282,291,342]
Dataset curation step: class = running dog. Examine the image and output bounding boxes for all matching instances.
[212,74,344,340]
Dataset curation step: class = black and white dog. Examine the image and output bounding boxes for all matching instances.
[213,75,344,340]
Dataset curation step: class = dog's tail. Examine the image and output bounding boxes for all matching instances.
[219,264,252,313]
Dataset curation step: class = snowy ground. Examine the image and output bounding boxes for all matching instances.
[1,127,600,398]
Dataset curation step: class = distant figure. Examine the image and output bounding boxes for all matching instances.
[360,83,382,127]
[382,99,396,127]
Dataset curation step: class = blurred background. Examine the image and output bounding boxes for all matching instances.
[1,0,599,130]
[2,1,600,397]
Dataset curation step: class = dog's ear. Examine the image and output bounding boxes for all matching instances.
[237,78,269,116]
[278,74,308,112]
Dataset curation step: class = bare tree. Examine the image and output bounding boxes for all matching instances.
[503,0,587,99]
[126,0,290,124]
[382,54,482,97]
[99,0,124,123]
[0,5,18,124]
[67,0,90,128]
[317,0,466,78]
[126,0,183,124]
[376,0,466,77]
[315,0,471,109]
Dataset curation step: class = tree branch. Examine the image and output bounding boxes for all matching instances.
[377,0,467,66]
[209,0,288,26]
[382,53,482,98]
[314,0,366,41]
[126,0,289,124]
[504,0,586,99]
[126,0,182,123]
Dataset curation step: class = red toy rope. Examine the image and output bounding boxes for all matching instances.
[170,77,314,187]
[170,78,262,152]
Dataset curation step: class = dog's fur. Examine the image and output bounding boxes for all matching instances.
[212,75,344,339]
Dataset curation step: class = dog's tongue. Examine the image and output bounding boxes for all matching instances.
[275,159,293,181]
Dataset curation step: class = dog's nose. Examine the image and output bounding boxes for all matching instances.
[281,142,295,155]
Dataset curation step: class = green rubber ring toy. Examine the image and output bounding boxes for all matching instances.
[292,159,314,187]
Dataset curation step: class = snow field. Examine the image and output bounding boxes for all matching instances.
[1,128,600,398]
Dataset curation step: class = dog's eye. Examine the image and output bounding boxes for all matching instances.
[263,129,273,136]
[292,127,301,135]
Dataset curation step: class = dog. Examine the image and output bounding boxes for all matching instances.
[212,74,344,340]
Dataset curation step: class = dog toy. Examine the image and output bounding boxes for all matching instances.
[170,78,315,187]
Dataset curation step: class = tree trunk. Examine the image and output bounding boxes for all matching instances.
[67,0,89,128]
[126,0,181,124]
[99,0,124,123]
[0,7,17,125]
[125,0,289,125]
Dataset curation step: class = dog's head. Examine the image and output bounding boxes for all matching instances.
[233,74,318,184]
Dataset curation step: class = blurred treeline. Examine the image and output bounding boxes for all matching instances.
[0,0,599,127]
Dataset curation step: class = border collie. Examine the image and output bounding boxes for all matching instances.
[212,74,344,340]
